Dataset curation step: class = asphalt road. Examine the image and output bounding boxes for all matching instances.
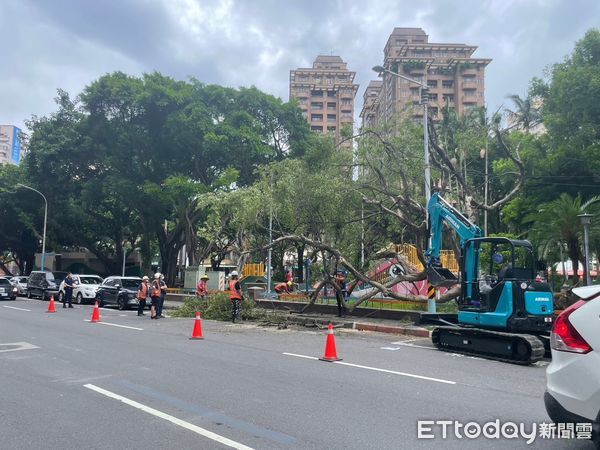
[0,296,594,450]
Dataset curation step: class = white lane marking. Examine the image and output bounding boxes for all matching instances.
[380,347,401,351]
[84,384,254,450]
[84,320,143,331]
[391,342,436,350]
[0,342,40,353]
[282,352,318,360]
[283,352,456,385]
[391,338,425,344]
[2,305,31,312]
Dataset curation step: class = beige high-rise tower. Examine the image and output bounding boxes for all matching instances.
[289,56,359,147]
[361,28,491,127]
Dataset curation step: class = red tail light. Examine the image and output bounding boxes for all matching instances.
[551,300,592,354]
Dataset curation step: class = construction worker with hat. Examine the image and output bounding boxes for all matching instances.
[229,271,243,323]
[196,274,209,300]
[150,273,162,319]
[137,276,150,316]
[274,280,293,295]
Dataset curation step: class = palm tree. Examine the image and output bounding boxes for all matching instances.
[526,193,600,283]
[506,94,542,132]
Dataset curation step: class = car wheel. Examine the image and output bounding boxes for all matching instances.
[58,291,64,303]
[76,293,83,304]
[27,289,32,299]
[117,295,127,311]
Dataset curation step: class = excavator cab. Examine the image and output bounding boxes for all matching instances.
[459,237,554,333]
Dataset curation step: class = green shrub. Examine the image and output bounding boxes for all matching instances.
[170,292,286,323]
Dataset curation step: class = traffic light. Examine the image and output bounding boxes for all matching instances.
[420,87,429,105]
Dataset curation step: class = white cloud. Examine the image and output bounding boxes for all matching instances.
[0,0,598,130]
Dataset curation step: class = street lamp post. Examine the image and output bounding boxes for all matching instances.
[18,184,48,271]
[578,213,593,286]
[372,65,434,313]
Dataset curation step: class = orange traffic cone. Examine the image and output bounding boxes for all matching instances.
[47,296,57,313]
[189,311,204,340]
[90,301,100,323]
[320,323,342,362]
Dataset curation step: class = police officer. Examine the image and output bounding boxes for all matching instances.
[229,271,243,323]
[63,272,74,308]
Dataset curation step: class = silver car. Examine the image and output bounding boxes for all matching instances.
[10,276,28,295]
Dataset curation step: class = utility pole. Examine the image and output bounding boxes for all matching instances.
[578,214,593,286]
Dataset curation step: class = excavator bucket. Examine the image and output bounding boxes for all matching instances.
[427,266,459,288]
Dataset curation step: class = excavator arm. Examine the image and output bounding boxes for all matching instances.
[425,193,482,287]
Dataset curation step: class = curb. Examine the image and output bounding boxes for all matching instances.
[163,300,432,339]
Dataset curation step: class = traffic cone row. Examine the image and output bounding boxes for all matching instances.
[320,323,342,362]
[42,299,341,360]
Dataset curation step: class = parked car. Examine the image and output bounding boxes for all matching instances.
[26,271,68,300]
[0,277,18,300]
[545,285,600,445]
[95,276,143,310]
[58,274,104,305]
[9,276,28,295]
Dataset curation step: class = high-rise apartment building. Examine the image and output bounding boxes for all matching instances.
[361,28,491,127]
[359,80,383,130]
[0,125,23,165]
[289,56,359,146]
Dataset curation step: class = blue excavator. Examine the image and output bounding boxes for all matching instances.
[425,193,554,364]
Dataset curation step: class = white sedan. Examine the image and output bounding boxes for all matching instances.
[58,275,104,304]
[545,284,600,445]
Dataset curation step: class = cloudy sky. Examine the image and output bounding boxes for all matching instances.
[1,0,598,131]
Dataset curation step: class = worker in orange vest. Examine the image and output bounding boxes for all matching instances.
[229,271,243,323]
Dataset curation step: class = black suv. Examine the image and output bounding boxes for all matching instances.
[27,271,68,300]
[95,276,143,310]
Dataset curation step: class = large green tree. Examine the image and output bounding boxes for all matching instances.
[24,72,311,282]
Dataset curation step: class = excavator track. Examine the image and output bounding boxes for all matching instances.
[431,326,546,365]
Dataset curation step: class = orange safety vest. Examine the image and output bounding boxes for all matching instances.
[229,279,242,300]
[138,283,148,300]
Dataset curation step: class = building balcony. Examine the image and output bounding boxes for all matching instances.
[459,67,478,76]
[461,80,478,90]
[461,96,478,104]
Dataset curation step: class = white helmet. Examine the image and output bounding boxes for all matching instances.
[230,270,238,277]
[154,272,161,278]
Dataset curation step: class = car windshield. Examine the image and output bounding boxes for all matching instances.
[0,278,11,285]
[79,276,103,285]
[52,272,66,282]
[121,279,141,289]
